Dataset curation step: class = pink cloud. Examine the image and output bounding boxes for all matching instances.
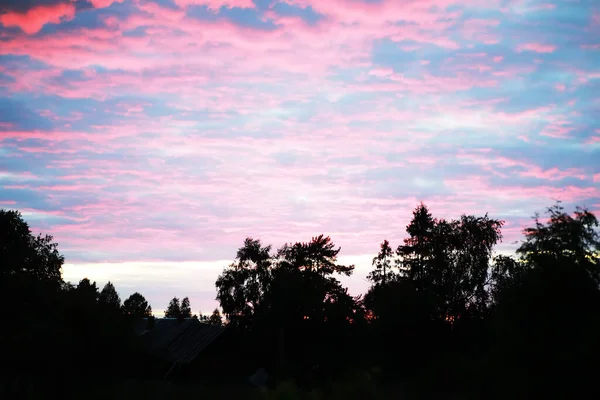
[491,64,536,77]
[516,43,557,53]
[369,68,394,77]
[38,184,104,192]
[461,18,501,44]
[0,0,492,86]
[282,0,468,26]
[445,176,599,203]
[521,168,586,182]
[89,0,124,8]
[540,123,574,139]
[457,152,586,181]
[2,16,357,76]
[0,2,76,34]
[492,105,552,122]
[555,83,566,91]
[2,185,29,190]
[0,128,133,144]
[594,174,600,183]
[173,0,255,10]
[372,72,498,93]
[17,146,78,154]
[0,0,597,300]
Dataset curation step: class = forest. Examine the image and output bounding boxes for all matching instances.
[1,202,599,399]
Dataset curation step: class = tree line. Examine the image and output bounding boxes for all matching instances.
[212,202,600,397]
[1,202,599,398]
[0,208,223,389]
[54,277,225,327]
[38,272,222,324]
[164,296,223,324]
[65,278,153,318]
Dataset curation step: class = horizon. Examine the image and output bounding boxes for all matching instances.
[59,236,521,317]
[1,0,599,316]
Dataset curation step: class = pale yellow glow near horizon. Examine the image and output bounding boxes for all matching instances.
[62,255,377,282]
[61,255,377,317]
[61,251,515,317]
[62,260,232,317]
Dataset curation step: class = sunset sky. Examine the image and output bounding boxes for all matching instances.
[1,0,599,315]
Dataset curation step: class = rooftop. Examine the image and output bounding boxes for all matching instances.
[134,318,225,365]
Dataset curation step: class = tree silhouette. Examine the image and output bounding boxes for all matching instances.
[198,312,208,322]
[489,204,600,398]
[266,235,356,324]
[1,209,63,283]
[489,255,528,304]
[165,297,181,318]
[367,240,397,286]
[4,202,600,396]
[75,278,99,304]
[397,203,436,281]
[181,297,192,318]
[1,209,68,387]
[122,292,152,318]
[397,204,504,320]
[214,235,359,377]
[208,308,223,325]
[216,238,273,325]
[517,201,599,282]
[265,235,357,373]
[99,281,121,309]
[276,234,354,276]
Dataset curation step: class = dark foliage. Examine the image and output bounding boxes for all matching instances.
[213,202,600,396]
[165,297,182,318]
[99,281,122,309]
[208,308,223,325]
[181,297,192,318]
[2,201,600,398]
[215,237,273,327]
[123,292,152,318]
[1,209,63,283]
[1,210,149,398]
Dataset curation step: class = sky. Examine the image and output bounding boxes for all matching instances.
[1,0,599,316]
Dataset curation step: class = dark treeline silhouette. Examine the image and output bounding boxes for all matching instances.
[1,202,599,398]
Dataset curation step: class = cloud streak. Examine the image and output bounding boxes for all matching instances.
[0,1,76,34]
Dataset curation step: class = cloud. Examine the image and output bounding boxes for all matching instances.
[0,0,70,13]
[516,43,557,53]
[456,151,588,181]
[173,0,255,10]
[88,0,123,8]
[368,68,394,77]
[0,0,127,34]
[0,0,598,302]
[0,1,76,34]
